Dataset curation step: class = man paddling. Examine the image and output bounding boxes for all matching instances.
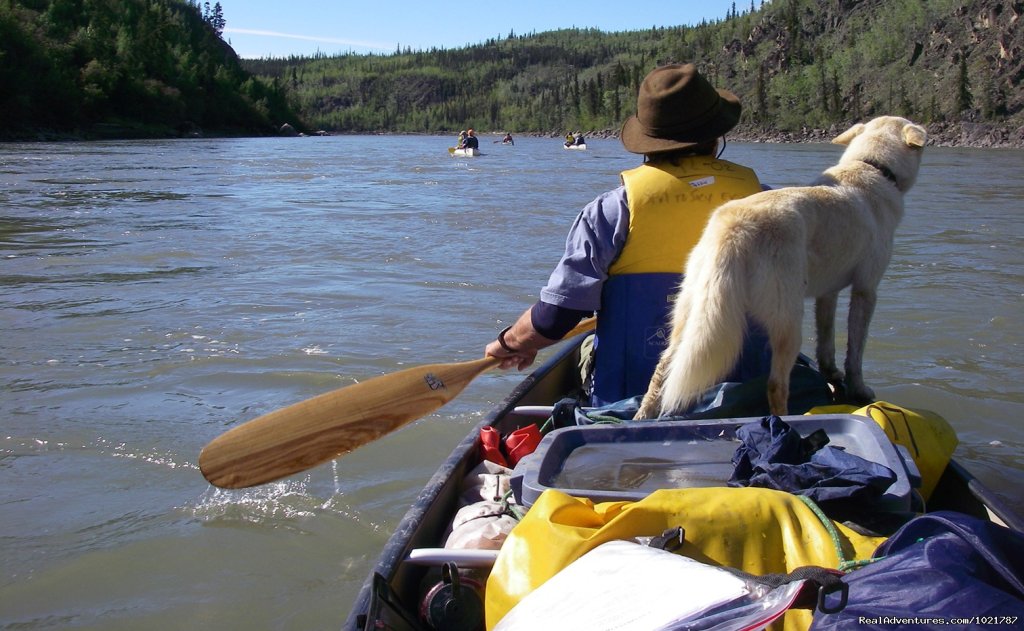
[485,63,773,407]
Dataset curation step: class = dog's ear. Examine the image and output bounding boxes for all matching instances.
[903,123,927,148]
[832,123,865,146]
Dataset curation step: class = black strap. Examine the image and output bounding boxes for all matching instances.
[800,428,831,459]
[726,564,849,613]
[550,397,582,429]
[648,526,686,553]
[861,159,899,186]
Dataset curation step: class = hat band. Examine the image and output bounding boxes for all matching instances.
[644,98,724,138]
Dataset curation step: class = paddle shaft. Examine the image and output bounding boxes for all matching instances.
[561,315,595,340]
[199,317,595,488]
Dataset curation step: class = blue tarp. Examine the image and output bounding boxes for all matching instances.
[812,511,1024,629]
[728,415,898,516]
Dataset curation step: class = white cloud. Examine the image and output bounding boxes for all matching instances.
[224,27,391,51]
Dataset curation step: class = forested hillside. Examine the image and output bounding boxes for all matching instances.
[0,0,297,139]
[244,0,1023,147]
[2,0,1021,145]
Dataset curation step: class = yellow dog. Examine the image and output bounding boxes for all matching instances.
[638,116,927,418]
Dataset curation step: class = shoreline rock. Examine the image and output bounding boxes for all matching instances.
[565,120,1024,149]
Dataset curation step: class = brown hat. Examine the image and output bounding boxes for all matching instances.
[621,63,742,154]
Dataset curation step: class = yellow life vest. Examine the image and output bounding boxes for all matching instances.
[611,157,763,276]
[592,157,764,405]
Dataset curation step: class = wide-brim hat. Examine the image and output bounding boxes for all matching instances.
[621,63,742,154]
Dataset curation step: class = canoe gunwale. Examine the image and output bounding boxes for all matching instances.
[931,459,1023,532]
[344,337,584,628]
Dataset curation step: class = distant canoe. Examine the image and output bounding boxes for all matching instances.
[563,143,587,151]
[449,147,480,157]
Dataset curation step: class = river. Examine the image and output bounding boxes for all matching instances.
[1,134,1022,629]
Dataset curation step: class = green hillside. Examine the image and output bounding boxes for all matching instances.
[243,0,1022,146]
[0,0,297,139]
[3,0,1020,145]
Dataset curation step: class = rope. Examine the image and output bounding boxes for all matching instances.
[797,494,883,572]
[501,487,526,521]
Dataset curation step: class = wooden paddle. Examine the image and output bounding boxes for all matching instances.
[199,317,596,489]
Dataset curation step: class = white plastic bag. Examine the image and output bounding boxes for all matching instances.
[494,540,804,631]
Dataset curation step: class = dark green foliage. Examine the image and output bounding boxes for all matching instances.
[1,0,299,138]
[240,0,1020,135]
[2,0,1018,139]
[201,1,223,36]
[957,56,973,115]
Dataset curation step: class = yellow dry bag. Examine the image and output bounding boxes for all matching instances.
[807,400,958,500]
[485,487,886,631]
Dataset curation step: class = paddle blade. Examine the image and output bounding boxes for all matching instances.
[199,356,499,489]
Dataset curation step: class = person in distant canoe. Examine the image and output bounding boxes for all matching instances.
[462,129,480,150]
[457,130,467,148]
[573,132,586,146]
[564,132,575,147]
[502,133,514,145]
[486,63,773,408]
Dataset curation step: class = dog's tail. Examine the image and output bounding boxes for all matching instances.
[657,242,749,417]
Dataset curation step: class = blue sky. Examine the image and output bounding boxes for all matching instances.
[215,0,751,59]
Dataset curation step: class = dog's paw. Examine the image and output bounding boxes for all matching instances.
[845,381,876,405]
[633,403,656,421]
[820,366,844,384]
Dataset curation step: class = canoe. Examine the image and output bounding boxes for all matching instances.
[344,333,1023,629]
[563,143,587,150]
[450,147,480,157]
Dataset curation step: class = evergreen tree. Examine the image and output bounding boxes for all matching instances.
[956,55,973,115]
